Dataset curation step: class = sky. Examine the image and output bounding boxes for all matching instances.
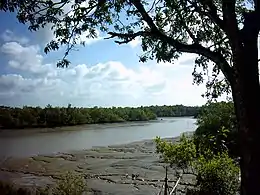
[0,10,224,108]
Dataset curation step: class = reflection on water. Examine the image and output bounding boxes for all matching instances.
[0,117,197,158]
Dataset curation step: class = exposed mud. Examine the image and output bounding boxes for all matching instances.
[0,134,195,194]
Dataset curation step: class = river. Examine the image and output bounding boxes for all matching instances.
[0,117,197,158]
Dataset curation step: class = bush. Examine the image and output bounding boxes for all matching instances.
[0,181,47,195]
[194,152,240,195]
[50,171,87,195]
[155,134,240,195]
[155,134,196,169]
[195,101,238,158]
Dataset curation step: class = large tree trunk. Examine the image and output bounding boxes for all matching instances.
[231,28,260,194]
[233,81,260,195]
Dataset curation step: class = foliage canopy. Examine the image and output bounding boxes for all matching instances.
[1,0,257,99]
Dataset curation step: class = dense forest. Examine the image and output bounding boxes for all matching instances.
[0,104,199,129]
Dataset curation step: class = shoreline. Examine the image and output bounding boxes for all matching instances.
[0,132,194,195]
[0,121,157,137]
[0,117,195,138]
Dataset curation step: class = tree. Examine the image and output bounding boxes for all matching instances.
[1,0,259,194]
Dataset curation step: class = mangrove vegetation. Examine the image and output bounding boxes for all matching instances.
[0,104,199,129]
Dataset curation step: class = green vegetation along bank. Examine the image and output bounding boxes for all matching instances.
[0,104,199,129]
[155,101,240,194]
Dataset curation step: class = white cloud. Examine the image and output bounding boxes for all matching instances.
[129,37,142,48]
[33,24,104,46]
[75,30,104,45]
[0,37,228,107]
[1,30,29,44]
[34,24,55,44]
[0,45,204,107]
[1,42,50,75]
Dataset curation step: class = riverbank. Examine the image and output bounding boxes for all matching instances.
[0,132,195,195]
[0,117,195,138]
[0,120,160,138]
[0,105,199,130]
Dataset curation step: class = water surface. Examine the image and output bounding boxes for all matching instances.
[0,117,197,158]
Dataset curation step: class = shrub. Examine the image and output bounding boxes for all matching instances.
[51,171,87,195]
[0,181,47,195]
[155,134,196,169]
[154,134,240,195]
[195,101,238,158]
[194,152,240,195]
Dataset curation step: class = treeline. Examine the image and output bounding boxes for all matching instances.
[0,104,200,129]
[147,105,199,117]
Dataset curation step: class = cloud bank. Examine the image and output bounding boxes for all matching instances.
[0,30,211,107]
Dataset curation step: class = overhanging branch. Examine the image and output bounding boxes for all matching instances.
[105,31,150,44]
[130,0,234,84]
[129,0,160,33]
[165,38,234,83]
[194,0,226,32]
[222,0,241,50]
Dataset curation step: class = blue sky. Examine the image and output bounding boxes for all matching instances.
[0,10,217,108]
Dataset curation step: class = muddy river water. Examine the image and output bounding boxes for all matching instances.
[0,117,196,158]
[0,117,198,194]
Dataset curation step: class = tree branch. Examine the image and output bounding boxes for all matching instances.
[172,1,199,44]
[189,0,226,33]
[129,0,160,33]
[222,0,241,50]
[130,0,234,84]
[105,31,150,44]
[191,0,240,50]
[147,0,160,13]
[30,0,69,18]
[241,10,260,37]
[254,0,260,14]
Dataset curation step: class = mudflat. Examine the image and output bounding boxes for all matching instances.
[0,133,195,195]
